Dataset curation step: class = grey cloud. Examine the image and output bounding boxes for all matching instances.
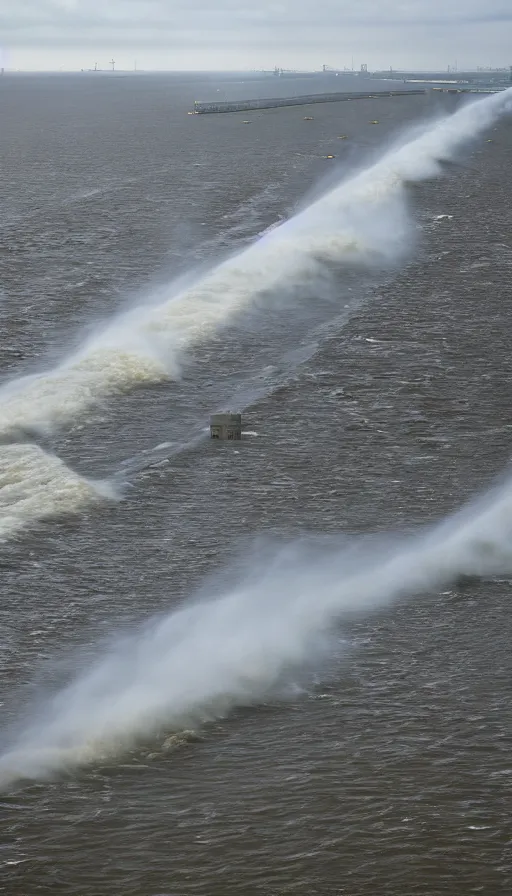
[1,0,510,49]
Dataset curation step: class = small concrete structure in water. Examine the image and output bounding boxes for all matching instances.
[210,413,242,441]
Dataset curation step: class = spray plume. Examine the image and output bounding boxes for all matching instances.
[1,91,512,782]
[2,473,512,787]
[0,90,510,437]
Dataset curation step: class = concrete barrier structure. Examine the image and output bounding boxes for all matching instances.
[210,413,242,441]
[193,89,426,114]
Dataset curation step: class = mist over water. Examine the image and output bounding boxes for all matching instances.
[2,92,512,790]
[3,74,512,896]
[0,89,510,439]
[2,470,512,788]
[0,90,510,542]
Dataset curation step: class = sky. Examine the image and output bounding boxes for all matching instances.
[1,0,511,73]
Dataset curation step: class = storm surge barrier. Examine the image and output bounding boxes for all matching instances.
[193,89,427,114]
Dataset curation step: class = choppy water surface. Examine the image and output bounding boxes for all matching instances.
[1,74,512,894]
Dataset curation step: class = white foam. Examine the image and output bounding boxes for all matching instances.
[1,90,510,436]
[0,444,118,540]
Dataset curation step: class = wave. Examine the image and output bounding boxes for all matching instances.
[0,339,320,540]
[0,443,118,540]
[1,474,512,787]
[1,90,510,438]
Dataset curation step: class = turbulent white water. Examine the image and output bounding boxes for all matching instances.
[2,476,512,787]
[1,89,511,440]
[0,91,509,541]
[0,444,118,541]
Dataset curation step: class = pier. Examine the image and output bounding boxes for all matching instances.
[192,89,427,114]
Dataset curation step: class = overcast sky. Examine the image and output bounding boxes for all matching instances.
[1,0,511,72]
